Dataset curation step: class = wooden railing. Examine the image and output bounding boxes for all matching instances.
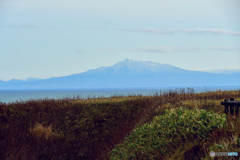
[221,98,240,116]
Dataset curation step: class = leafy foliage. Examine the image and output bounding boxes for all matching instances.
[110,107,226,159]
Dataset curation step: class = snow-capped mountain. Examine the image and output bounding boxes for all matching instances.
[111,58,189,74]
[82,58,193,75]
[0,59,239,90]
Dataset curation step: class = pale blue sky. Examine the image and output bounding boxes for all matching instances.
[0,0,240,81]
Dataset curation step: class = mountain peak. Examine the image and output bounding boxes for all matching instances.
[121,58,151,64]
[82,59,191,75]
[109,59,189,74]
[2,59,239,90]
[122,58,136,63]
[123,58,130,61]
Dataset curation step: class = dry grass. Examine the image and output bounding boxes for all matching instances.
[0,89,239,159]
[30,122,59,140]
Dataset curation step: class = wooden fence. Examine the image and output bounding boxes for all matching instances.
[221,98,240,116]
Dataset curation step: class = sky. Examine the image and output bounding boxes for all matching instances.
[0,0,240,81]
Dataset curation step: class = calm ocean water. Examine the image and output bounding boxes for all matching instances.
[0,86,239,104]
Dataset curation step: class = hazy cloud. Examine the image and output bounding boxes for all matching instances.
[96,47,115,52]
[117,28,240,36]
[208,46,240,51]
[174,28,240,36]
[78,27,107,30]
[131,46,200,53]
[4,24,37,29]
[117,28,173,34]
[74,50,88,54]
[130,46,240,53]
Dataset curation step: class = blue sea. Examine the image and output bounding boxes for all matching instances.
[0,86,239,104]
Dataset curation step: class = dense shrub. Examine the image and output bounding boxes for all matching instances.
[110,107,226,159]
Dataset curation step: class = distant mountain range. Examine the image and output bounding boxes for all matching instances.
[197,68,240,74]
[1,59,240,90]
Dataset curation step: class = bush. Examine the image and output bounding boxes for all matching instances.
[110,107,227,160]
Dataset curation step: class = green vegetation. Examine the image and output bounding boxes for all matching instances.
[110,97,240,160]
[110,107,227,159]
[0,89,240,159]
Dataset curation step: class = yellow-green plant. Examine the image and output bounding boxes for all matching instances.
[110,107,227,160]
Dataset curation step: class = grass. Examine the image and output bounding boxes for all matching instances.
[0,88,240,159]
[30,122,60,140]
